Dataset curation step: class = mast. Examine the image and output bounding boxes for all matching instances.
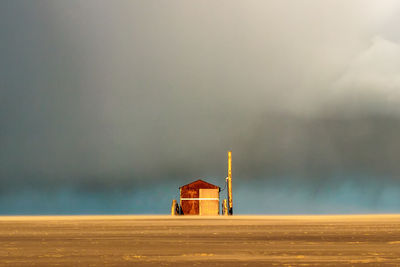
[227,150,233,215]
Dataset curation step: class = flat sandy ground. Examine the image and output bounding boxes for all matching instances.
[1,215,400,266]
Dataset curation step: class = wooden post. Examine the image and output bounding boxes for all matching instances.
[171,199,178,216]
[222,199,228,215]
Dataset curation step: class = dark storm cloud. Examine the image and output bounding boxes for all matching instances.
[1,1,400,213]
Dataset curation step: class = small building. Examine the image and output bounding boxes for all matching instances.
[179,179,220,215]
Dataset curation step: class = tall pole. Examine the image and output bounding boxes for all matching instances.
[228,150,233,215]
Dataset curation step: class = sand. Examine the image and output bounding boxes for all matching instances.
[1,214,400,266]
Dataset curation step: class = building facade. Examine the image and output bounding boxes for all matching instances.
[179,179,220,215]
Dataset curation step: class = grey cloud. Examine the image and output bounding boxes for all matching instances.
[1,1,400,213]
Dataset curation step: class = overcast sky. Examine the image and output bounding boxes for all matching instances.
[1,1,400,214]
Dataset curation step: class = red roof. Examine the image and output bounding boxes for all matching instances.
[179,179,220,190]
